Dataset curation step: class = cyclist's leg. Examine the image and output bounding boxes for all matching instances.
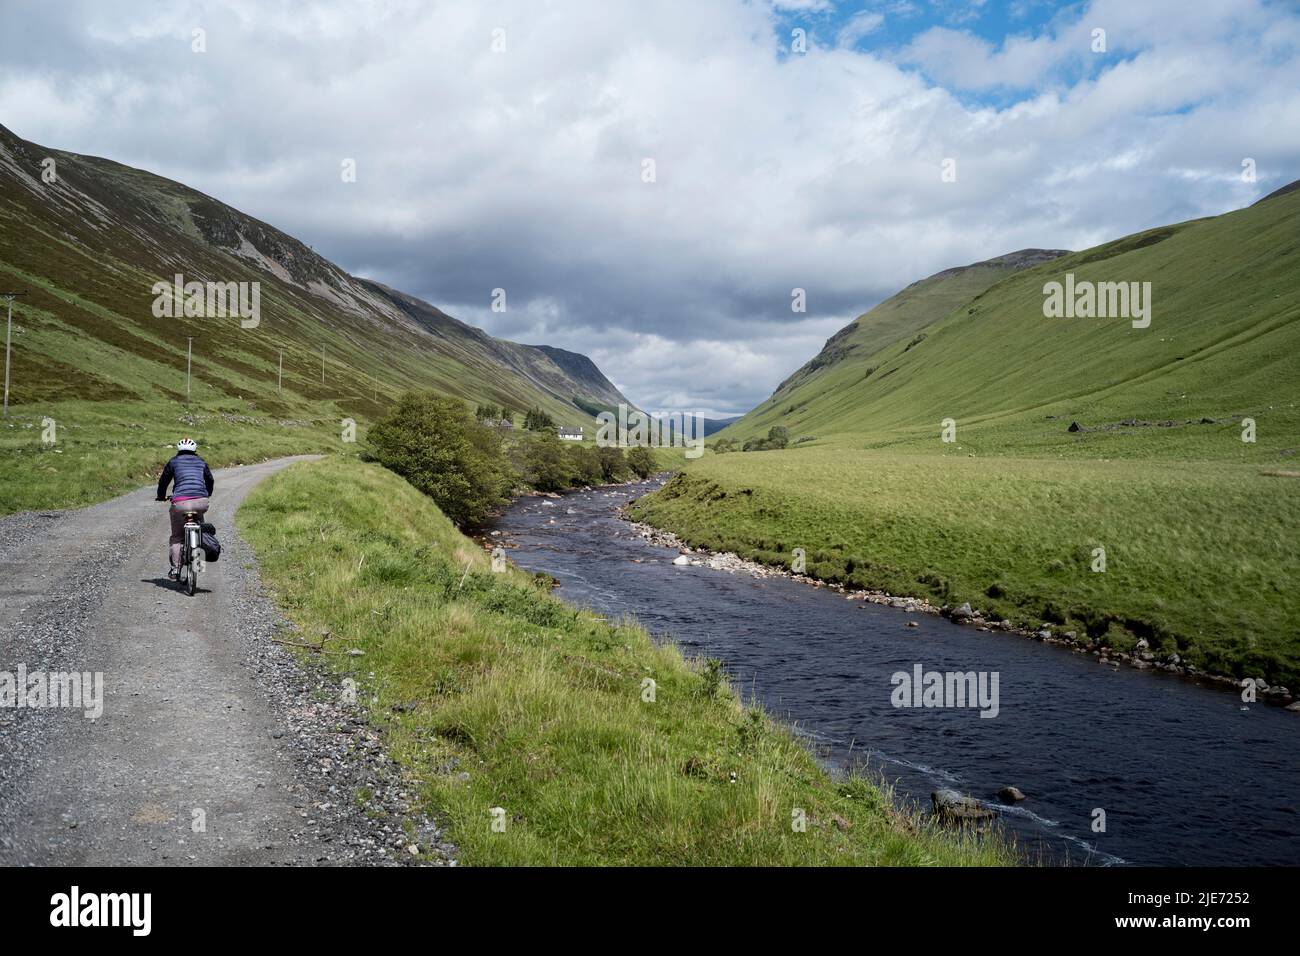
[168,504,186,570]
[187,499,210,569]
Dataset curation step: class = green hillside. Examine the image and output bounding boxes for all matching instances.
[720,189,1299,459]
[729,249,1068,443]
[635,186,1300,686]
[0,124,633,512]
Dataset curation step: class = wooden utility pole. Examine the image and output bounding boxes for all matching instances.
[187,336,194,400]
[2,291,28,417]
[278,349,283,394]
[320,346,325,385]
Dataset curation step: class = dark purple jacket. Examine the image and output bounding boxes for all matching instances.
[157,451,214,500]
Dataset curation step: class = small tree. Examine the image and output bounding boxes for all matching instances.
[522,432,577,491]
[525,406,556,431]
[767,425,789,449]
[567,443,604,486]
[365,391,511,528]
[597,445,630,482]
[626,445,656,478]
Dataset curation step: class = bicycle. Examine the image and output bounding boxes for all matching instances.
[167,496,205,596]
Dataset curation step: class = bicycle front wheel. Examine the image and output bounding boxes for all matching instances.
[185,542,198,596]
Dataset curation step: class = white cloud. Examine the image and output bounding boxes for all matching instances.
[770,0,836,11]
[837,12,885,48]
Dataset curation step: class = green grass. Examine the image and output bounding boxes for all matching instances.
[238,456,1012,866]
[0,396,355,513]
[630,449,1300,686]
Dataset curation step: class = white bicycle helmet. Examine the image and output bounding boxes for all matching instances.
[177,438,198,452]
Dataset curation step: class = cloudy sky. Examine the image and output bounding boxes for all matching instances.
[2,0,1298,416]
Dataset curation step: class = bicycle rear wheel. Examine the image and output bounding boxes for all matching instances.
[186,541,198,596]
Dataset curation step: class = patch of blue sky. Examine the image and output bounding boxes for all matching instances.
[770,1,1129,110]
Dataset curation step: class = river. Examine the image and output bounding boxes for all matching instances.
[488,479,1300,866]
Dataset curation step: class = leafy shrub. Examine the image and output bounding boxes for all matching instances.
[741,425,791,452]
[698,658,724,699]
[364,391,511,528]
[626,446,655,478]
[566,443,604,486]
[597,445,630,482]
[519,432,579,491]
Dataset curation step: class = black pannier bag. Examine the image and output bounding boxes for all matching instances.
[200,521,222,562]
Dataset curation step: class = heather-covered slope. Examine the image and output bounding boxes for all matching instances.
[0,123,631,424]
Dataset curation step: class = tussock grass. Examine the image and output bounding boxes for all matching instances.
[239,456,1011,866]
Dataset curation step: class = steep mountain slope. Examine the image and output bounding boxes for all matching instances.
[724,249,1068,442]
[723,188,1299,461]
[527,344,629,409]
[0,123,631,424]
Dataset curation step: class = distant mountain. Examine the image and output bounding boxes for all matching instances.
[527,345,630,410]
[0,123,631,423]
[703,416,741,436]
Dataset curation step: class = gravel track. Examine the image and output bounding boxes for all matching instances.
[0,456,455,866]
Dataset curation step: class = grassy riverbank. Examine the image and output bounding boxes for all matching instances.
[629,450,1300,688]
[238,456,1011,866]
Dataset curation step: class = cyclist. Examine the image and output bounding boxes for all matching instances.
[156,438,214,580]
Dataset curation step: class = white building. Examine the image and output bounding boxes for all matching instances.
[558,426,584,441]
